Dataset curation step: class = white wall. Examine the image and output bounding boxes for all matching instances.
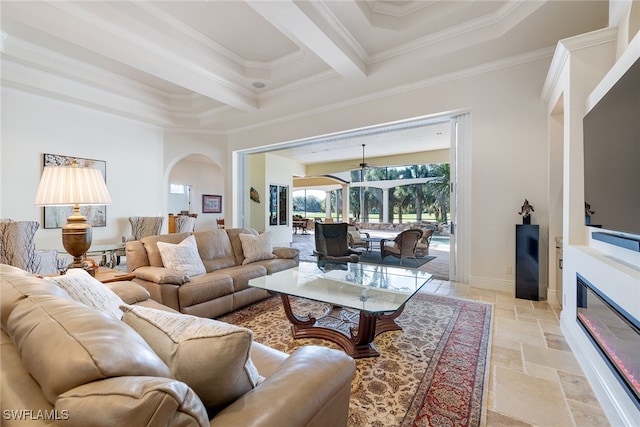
[229,57,552,292]
[0,90,164,249]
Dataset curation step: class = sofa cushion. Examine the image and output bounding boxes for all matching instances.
[121,305,263,412]
[104,281,151,304]
[157,235,206,278]
[225,228,259,266]
[45,268,124,319]
[239,231,276,265]
[0,264,72,331]
[141,232,191,267]
[56,376,209,427]
[192,230,237,271]
[7,295,171,404]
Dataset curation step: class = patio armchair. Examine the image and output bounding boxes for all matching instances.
[380,228,423,265]
[313,222,360,265]
[415,228,435,257]
[347,225,370,252]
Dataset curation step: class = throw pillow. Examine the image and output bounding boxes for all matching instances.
[121,304,264,412]
[156,235,206,277]
[45,268,124,319]
[239,231,276,265]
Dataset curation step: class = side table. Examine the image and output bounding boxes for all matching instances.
[94,268,135,284]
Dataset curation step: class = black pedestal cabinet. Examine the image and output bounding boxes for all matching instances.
[515,224,540,300]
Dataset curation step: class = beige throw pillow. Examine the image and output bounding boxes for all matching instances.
[156,235,206,277]
[239,231,276,265]
[120,304,264,412]
[45,268,124,319]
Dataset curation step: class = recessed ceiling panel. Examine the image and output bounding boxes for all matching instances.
[153,1,300,62]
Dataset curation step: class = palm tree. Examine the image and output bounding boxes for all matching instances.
[428,163,450,223]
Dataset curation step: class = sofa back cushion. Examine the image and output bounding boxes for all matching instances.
[157,235,207,277]
[121,305,263,413]
[7,295,171,404]
[192,230,237,271]
[225,228,259,265]
[141,232,191,267]
[0,264,71,331]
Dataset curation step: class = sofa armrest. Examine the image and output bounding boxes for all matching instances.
[56,376,208,427]
[210,346,355,427]
[134,266,188,285]
[272,246,299,259]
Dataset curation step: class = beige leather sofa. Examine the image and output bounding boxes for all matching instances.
[1,264,355,427]
[126,228,299,318]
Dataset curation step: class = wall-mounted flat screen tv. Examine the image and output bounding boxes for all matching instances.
[583,57,640,236]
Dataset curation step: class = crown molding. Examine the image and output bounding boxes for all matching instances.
[541,27,618,104]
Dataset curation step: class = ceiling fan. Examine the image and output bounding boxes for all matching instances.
[358,144,370,169]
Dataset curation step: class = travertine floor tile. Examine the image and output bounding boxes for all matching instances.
[490,345,523,371]
[521,344,582,375]
[494,317,546,348]
[485,409,533,426]
[524,361,560,381]
[493,366,573,426]
[515,305,559,322]
[558,371,599,406]
[544,332,572,352]
[566,399,611,427]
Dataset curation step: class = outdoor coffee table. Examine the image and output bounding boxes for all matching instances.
[249,262,432,358]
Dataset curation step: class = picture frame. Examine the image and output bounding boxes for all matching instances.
[42,153,107,229]
[202,194,222,213]
[269,184,288,226]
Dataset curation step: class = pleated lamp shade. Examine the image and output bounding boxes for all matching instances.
[34,165,111,271]
[34,166,112,206]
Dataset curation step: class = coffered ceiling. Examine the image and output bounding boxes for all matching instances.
[1,0,608,165]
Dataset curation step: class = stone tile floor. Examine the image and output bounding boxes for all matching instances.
[427,280,611,427]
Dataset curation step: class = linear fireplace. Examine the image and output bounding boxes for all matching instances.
[576,274,640,409]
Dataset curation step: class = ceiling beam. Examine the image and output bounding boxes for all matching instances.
[2,1,258,111]
[246,0,367,79]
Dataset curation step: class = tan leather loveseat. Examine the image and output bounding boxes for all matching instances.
[1,264,355,427]
[126,228,299,318]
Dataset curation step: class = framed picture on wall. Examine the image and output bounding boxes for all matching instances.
[202,195,222,213]
[42,153,107,229]
[269,184,288,226]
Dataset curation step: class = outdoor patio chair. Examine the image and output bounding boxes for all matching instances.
[380,228,423,265]
[313,222,360,265]
[415,228,434,257]
[347,225,370,252]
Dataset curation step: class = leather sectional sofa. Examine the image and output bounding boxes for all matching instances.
[1,264,356,426]
[125,228,299,318]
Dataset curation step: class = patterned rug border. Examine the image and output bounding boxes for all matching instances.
[219,292,493,427]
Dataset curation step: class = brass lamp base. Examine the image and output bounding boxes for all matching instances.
[62,210,93,271]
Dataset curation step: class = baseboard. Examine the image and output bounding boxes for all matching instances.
[468,276,513,294]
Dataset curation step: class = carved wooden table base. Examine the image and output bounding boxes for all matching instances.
[279,294,405,358]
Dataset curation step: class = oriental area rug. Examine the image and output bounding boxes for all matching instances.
[218,291,493,427]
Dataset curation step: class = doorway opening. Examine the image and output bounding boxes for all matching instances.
[235,111,471,283]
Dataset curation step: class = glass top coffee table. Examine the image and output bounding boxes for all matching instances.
[249,262,432,358]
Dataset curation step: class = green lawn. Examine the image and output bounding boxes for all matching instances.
[294,211,444,223]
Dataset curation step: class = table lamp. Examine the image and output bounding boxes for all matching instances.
[34,163,112,271]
